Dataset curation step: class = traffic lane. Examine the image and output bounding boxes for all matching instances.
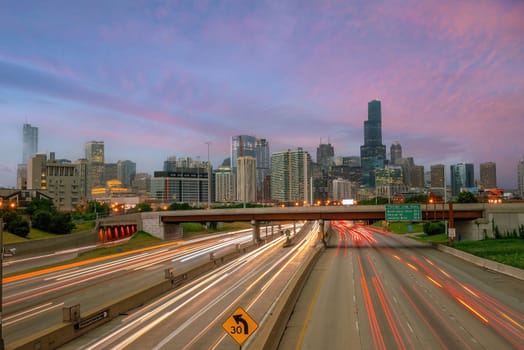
[4,229,255,310]
[366,226,524,315]
[354,225,524,348]
[64,223,318,350]
[280,223,524,349]
[3,230,259,346]
[119,232,316,350]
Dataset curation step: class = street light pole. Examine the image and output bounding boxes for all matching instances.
[1,218,4,350]
[206,142,211,209]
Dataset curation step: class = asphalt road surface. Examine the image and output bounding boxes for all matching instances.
[279,221,524,350]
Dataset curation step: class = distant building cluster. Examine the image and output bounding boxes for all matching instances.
[8,104,519,211]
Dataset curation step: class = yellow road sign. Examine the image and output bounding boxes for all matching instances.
[222,306,258,346]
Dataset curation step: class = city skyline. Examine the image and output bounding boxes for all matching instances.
[1,1,523,189]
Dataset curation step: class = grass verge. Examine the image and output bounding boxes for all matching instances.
[452,238,524,270]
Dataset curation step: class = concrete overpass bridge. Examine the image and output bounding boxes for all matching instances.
[97,203,524,242]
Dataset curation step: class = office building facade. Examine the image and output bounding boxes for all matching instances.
[85,141,105,197]
[450,163,474,196]
[360,100,386,187]
[479,162,497,189]
[430,164,445,188]
[117,160,137,187]
[22,123,38,164]
[255,138,271,202]
[27,153,83,211]
[390,141,402,165]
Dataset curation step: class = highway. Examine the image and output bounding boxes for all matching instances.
[59,221,320,349]
[2,223,304,348]
[279,221,524,349]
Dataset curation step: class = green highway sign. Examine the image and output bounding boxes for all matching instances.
[385,204,422,221]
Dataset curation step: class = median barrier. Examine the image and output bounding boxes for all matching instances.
[248,240,324,350]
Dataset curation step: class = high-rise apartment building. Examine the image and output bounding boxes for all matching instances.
[255,138,270,202]
[360,100,386,187]
[390,141,402,165]
[22,123,38,164]
[518,156,524,198]
[271,148,311,204]
[450,163,474,196]
[430,164,445,188]
[479,162,497,189]
[215,166,235,203]
[237,156,256,203]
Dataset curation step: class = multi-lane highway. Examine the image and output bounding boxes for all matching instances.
[56,221,319,349]
[279,221,524,349]
[3,223,313,348]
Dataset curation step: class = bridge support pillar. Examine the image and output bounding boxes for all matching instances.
[251,220,261,243]
[140,213,183,240]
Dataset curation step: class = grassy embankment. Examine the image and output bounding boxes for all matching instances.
[382,221,524,269]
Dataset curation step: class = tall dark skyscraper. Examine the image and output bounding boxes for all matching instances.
[360,100,386,187]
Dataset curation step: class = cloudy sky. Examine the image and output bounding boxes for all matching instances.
[1,0,523,189]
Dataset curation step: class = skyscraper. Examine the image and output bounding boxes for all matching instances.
[255,138,270,202]
[317,143,334,173]
[215,166,235,203]
[360,100,386,187]
[271,148,311,204]
[117,160,137,187]
[430,164,445,188]
[85,141,105,196]
[22,123,38,163]
[390,141,402,165]
[231,135,256,174]
[450,163,474,196]
[479,162,497,189]
[237,156,257,203]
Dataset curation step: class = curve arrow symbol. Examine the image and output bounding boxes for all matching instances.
[233,314,249,334]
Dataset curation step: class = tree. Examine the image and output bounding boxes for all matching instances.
[26,198,75,234]
[25,198,55,216]
[456,191,478,203]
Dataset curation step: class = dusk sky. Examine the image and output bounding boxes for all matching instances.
[1,0,523,189]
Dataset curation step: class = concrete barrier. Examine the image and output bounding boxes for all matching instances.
[4,230,98,257]
[248,242,324,350]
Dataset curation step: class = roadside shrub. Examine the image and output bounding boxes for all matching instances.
[423,221,446,235]
[6,217,30,238]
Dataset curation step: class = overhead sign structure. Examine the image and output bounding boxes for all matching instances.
[385,204,422,221]
[222,306,258,346]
